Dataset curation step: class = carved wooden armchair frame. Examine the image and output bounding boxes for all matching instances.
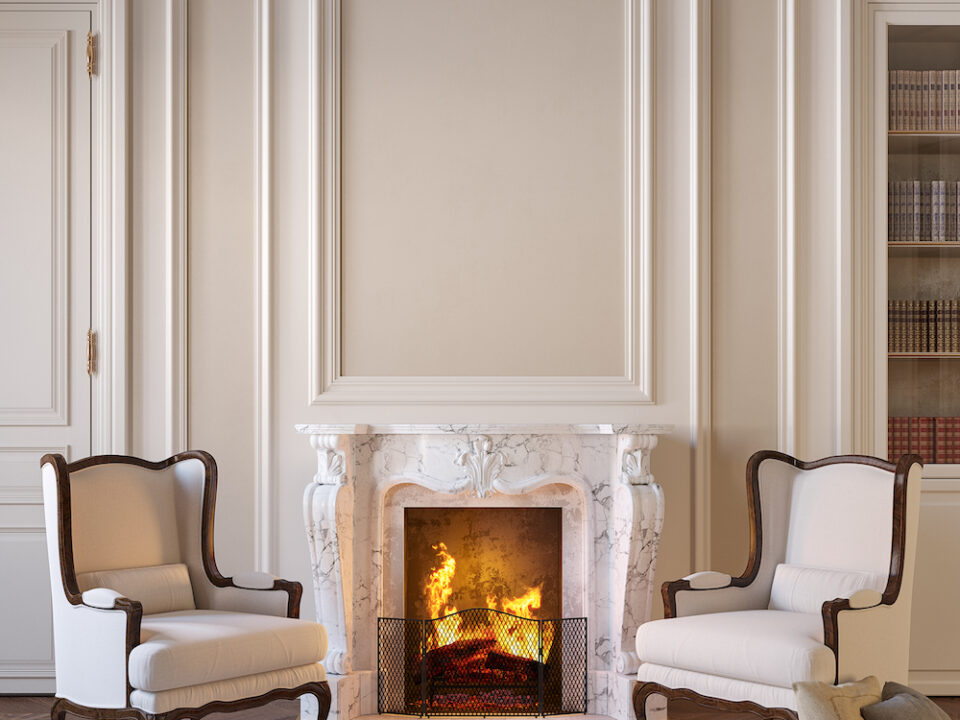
[42,452,332,720]
[633,451,922,720]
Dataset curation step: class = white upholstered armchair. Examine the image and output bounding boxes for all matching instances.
[633,451,922,719]
[41,451,331,720]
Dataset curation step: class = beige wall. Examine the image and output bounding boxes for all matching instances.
[127,0,850,623]
[708,0,780,575]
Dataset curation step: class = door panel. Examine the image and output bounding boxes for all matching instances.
[0,6,93,693]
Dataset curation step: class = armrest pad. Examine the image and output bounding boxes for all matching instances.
[81,588,125,608]
[848,589,882,609]
[231,571,278,590]
[683,571,732,589]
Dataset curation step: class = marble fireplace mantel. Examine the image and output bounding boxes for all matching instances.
[296,423,671,720]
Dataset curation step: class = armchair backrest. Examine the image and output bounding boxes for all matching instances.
[42,452,225,615]
[743,452,918,611]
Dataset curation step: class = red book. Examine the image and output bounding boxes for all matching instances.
[911,417,935,464]
[889,417,909,463]
[937,417,960,464]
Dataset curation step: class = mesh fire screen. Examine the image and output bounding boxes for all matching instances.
[378,609,587,716]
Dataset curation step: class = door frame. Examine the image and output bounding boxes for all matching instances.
[90,0,128,453]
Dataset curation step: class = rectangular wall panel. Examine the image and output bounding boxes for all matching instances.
[339,0,627,378]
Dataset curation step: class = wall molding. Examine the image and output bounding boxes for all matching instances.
[254,0,273,573]
[777,0,798,456]
[165,0,188,456]
[0,31,68,426]
[92,0,128,453]
[835,0,854,453]
[307,0,654,407]
[690,0,712,571]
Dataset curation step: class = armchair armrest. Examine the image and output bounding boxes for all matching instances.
[52,595,143,708]
[201,571,304,618]
[684,571,732,589]
[662,571,767,618]
[231,571,277,589]
[821,592,904,685]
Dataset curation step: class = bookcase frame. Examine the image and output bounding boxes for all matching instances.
[862,5,960,475]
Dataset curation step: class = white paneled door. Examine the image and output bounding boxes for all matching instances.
[0,6,94,693]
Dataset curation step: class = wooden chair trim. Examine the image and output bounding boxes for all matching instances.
[633,681,798,720]
[50,679,331,720]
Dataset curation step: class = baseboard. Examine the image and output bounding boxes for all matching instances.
[0,677,56,693]
[908,670,960,696]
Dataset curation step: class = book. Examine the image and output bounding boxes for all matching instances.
[890,417,909,462]
[936,417,960,464]
[938,299,946,352]
[911,416,935,463]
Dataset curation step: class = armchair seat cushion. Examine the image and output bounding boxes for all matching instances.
[636,609,835,689]
[129,610,328,692]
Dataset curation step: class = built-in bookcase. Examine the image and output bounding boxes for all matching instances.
[887,26,960,465]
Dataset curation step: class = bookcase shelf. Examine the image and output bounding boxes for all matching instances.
[889,352,960,358]
[889,241,960,247]
[889,131,960,136]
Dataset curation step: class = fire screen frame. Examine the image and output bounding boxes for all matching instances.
[378,609,587,717]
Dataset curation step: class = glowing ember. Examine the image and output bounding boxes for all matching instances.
[423,543,553,662]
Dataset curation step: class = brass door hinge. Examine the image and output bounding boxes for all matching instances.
[86,32,96,78]
[87,329,97,375]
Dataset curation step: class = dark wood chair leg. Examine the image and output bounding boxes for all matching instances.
[50,697,67,720]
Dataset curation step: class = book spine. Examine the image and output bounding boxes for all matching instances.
[888,301,894,352]
[939,299,946,352]
[929,300,936,352]
[909,300,923,352]
[950,181,958,242]
[954,299,959,352]
[936,417,949,464]
[920,417,935,464]
[900,299,907,352]
[939,70,944,130]
[924,71,931,131]
[890,70,897,131]
[914,180,922,242]
[888,182,894,242]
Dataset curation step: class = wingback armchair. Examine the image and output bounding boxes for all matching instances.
[633,451,922,719]
[41,451,331,720]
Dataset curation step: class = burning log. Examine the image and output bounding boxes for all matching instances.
[485,649,543,682]
[419,638,497,683]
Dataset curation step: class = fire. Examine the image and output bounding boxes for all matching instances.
[425,543,458,619]
[423,543,553,662]
[501,585,542,618]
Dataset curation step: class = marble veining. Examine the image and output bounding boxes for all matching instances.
[299,424,670,720]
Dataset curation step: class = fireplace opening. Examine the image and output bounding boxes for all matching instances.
[377,507,587,716]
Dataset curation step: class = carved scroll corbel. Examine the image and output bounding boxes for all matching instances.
[303,434,351,674]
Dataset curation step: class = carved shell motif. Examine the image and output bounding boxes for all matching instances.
[455,436,505,499]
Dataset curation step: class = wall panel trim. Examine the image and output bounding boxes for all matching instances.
[777,0,798,455]
[690,0,712,571]
[165,0,188,455]
[254,0,273,572]
[92,0,129,453]
[307,0,654,407]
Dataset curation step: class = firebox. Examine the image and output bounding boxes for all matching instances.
[377,507,587,716]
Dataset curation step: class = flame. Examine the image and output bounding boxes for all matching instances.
[423,543,552,662]
[501,585,542,618]
[425,543,458,619]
